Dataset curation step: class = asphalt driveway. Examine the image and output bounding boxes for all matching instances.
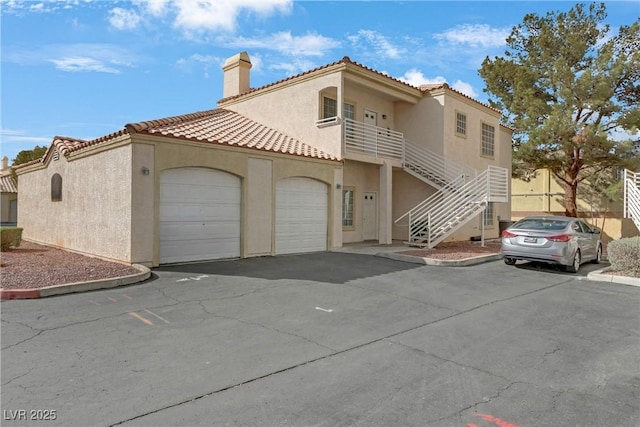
[1,253,638,426]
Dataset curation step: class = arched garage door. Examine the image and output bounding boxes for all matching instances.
[160,168,241,263]
[276,177,328,255]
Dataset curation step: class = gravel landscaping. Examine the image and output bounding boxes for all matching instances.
[0,241,140,290]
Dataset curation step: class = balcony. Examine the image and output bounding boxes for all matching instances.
[342,118,404,160]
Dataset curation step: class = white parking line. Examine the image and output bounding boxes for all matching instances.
[315,307,333,313]
[144,309,170,324]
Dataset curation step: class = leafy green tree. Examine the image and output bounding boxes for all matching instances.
[479,3,639,217]
[12,145,47,166]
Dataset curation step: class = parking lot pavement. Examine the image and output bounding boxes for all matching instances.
[2,253,638,427]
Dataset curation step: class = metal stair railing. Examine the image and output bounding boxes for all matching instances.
[623,169,640,230]
[403,139,476,189]
[396,165,509,248]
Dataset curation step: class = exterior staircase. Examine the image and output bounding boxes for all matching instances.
[340,118,509,249]
[623,169,640,231]
[395,140,508,248]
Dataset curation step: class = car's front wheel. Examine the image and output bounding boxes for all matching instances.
[591,245,602,264]
[566,250,581,273]
[504,257,516,266]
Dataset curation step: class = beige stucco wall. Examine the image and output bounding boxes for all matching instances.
[395,95,445,155]
[219,61,514,246]
[17,143,133,263]
[220,71,344,157]
[144,136,341,266]
[341,160,381,243]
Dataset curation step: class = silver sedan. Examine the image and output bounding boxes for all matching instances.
[501,216,602,273]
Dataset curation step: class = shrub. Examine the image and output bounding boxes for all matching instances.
[0,227,23,251]
[607,236,640,278]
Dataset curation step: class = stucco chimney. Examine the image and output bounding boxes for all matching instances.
[222,52,252,98]
[1,156,8,172]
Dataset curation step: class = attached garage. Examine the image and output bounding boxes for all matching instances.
[276,177,328,255]
[160,168,241,263]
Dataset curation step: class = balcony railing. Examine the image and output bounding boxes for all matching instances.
[343,118,404,160]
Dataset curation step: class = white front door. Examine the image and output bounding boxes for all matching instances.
[363,192,377,240]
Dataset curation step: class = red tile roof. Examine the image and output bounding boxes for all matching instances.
[0,173,17,193]
[16,109,338,169]
[218,56,503,117]
[219,56,421,103]
[126,109,338,161]
[419,83,502,114]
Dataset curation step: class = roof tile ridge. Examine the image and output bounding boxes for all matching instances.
[126,109,221,133]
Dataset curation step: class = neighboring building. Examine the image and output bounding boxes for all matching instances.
[512,169,640,241]
[16,53,512,266]
[0,156,18,226]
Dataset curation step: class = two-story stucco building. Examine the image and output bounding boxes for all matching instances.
[16,52,512,266]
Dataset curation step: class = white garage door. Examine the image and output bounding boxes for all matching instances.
[160,168,240,264]
[276,177,328,255]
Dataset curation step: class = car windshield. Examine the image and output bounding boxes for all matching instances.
[512,219,568,231]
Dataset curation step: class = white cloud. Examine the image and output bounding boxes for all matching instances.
[0,129,50,143]
[48,57,121,73]
[108,7,141,30]
[348,30,405,59]
[398,69,447,87]
[221,31,340,57]
[4,43,138,73]
[133,0,171,17]
[434,24,510,48]
[397,70,479,99]
[176,53,222,78]
[172,0,292,34]
[451,80,479,99]
[270,58,318,76]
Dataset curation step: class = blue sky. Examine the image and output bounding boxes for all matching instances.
[1,0,638,164]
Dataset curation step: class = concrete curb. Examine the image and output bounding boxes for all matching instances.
[586,268,640,287]
[1,264,151,300]
[377,252,503,266]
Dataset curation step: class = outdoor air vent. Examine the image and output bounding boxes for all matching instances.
[53,149,60,161]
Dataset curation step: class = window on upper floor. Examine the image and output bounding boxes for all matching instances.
[342,188,354,228]
[51,173,62,202]
[456,111,467,137]
[323,96,337,119]
[481,123,495,158]
[343,102,355,120]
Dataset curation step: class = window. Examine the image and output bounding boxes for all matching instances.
[483,202,494,227]
[343,102,355,120]
[481,123,495,157]
[323,96,337,119]
[323,96,355,121]
[51,173,62,202]
[342,188,354,227]
[456,111,467,136]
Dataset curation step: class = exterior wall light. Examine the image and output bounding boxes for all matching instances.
[141,167,150,175]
